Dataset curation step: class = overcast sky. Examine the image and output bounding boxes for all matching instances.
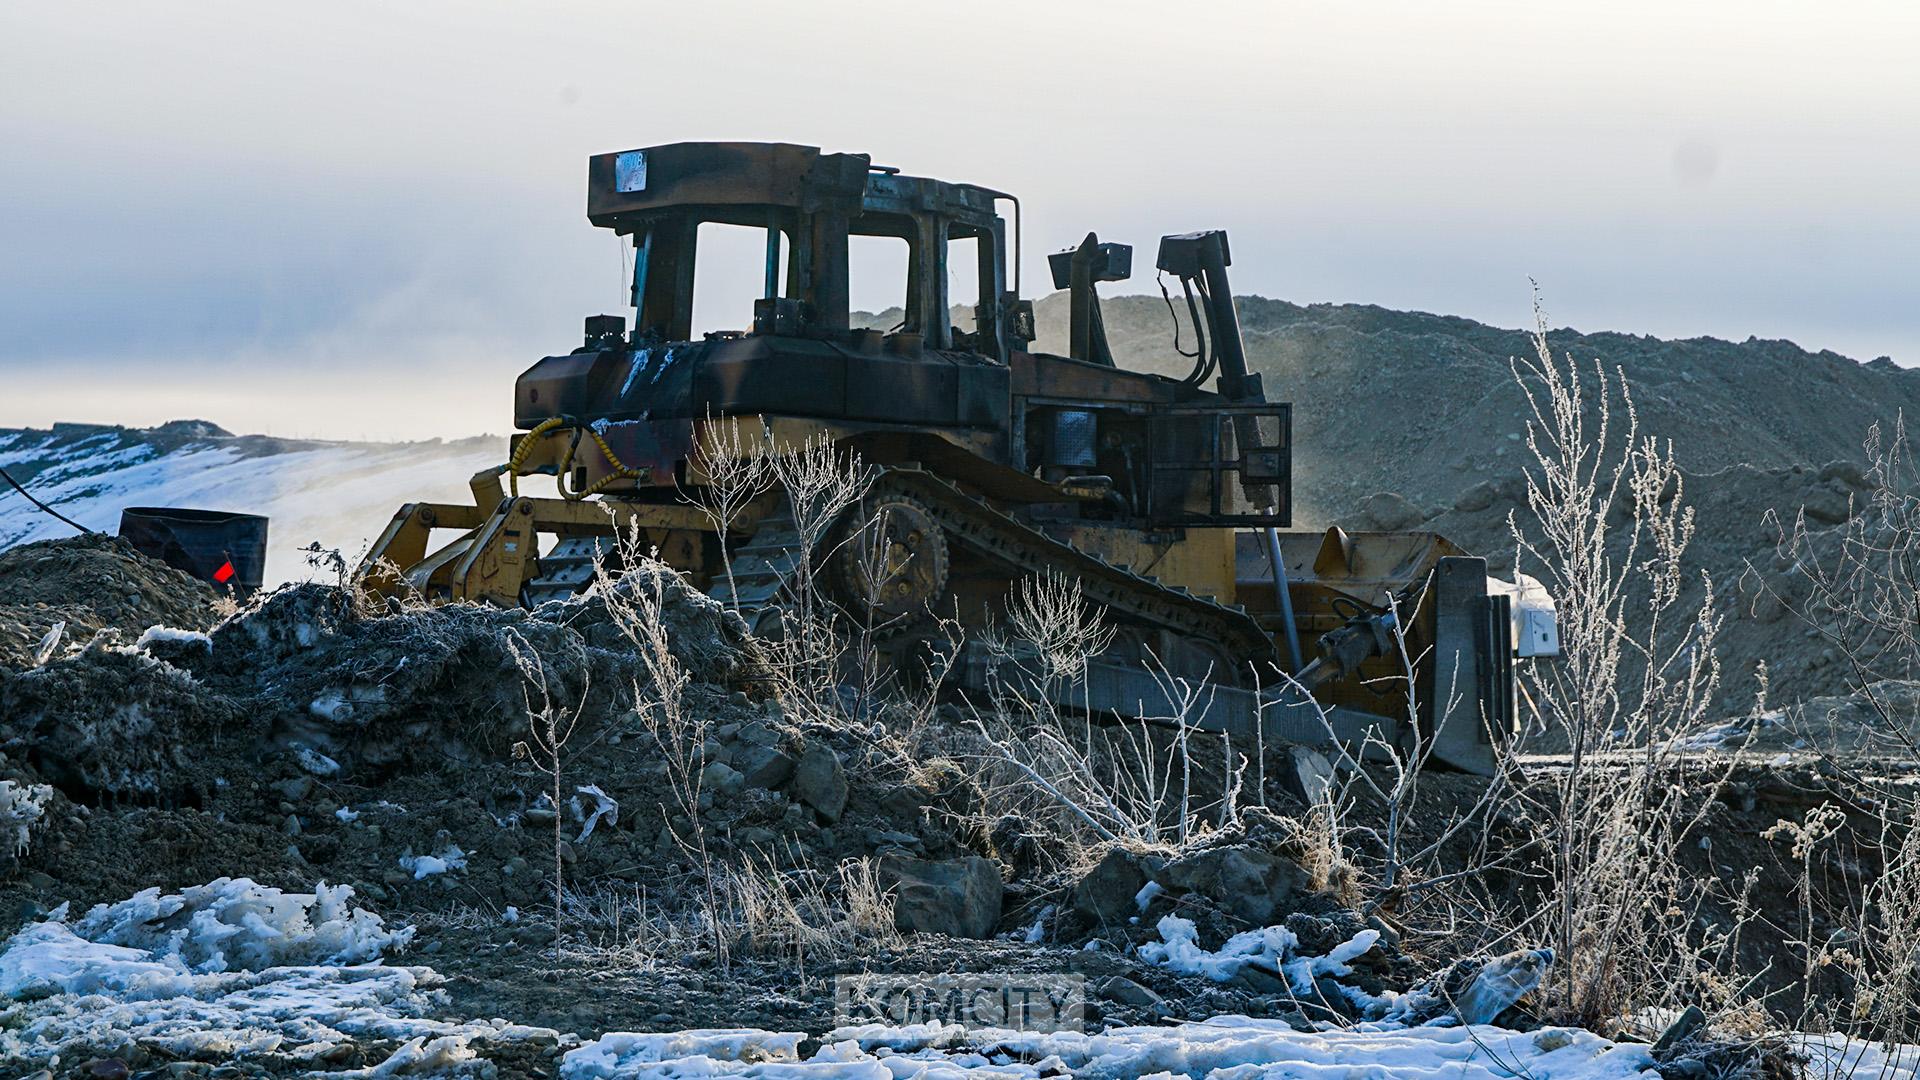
[2,1,1916,440]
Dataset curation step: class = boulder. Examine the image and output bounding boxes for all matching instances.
[1819,460,1868,489]
[733,744,796,790]
[1357,492,1425,531]
[880,854,1004,939]
[700,760,745,794]
[1801,483,1855,525]
[1070,847,1158,926]
[790,745,848,821]
[1158,844,1309,925]
[1096,976,1163,1008]
[1451,481,1499,514]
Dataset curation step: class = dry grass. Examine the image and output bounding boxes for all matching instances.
[558,857,900,974]
[1505,298,1747,1033]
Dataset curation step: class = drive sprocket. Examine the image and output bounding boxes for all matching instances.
[831,494,950,626]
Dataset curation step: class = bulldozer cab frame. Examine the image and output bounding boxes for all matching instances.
[590,142,1025,361]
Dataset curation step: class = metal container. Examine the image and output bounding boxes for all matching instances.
[119,507,269,595]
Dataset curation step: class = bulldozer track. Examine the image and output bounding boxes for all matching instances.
[712,467,1276,674]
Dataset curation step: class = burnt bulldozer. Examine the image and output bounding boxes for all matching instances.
[362,141,1555,775]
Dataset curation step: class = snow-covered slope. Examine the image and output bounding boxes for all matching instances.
[0,421,506,585]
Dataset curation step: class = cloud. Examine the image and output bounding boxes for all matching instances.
[2,0,1916,438]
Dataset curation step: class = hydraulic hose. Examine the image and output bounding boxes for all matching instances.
[508,416,644,501]
[1265,526,1305,673]
[0,465,94,535]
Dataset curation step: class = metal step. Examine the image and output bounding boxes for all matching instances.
[522,536,614,606]
[708,502,801,615]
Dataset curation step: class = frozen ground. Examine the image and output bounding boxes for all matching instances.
[0,877,1671,1078]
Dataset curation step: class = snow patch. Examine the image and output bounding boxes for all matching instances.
[566,1020,1659,1080]
[564,1029,808,1079]
[2,878,413,992]
[0,780,53,858]
[399,844,469,879]
[0,878,562,1069]
[298,745,345,776]
[1138,915,1379,996]
[134,624,213,651]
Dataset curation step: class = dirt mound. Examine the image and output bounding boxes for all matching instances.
[0,533,221,671]
[0,562,965,931]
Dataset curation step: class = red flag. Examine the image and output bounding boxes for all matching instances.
[214,560,235,584]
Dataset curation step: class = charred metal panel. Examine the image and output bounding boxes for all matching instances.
[517,337,1009,433]
[515,350,632,426]
[588,143,869,226]
[862,171,999,230]
[1145,403,1291,526]
[697,341,1008,428]
[1011,351,1186,404]
[579,417,696,487]
[697,340,848,419]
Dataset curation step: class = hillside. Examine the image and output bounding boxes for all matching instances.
[1042,293,1919,712]
[0,421,503,585]
[1039,292,1918,526]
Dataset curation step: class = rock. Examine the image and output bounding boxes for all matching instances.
[880,853,1003,939]
[1357,491,1425,531]
[790,745,848,821]
[1281,746,1335,805]
[701,760,746,794]
[733,744,796,790]
[1801,484,1854,525]
[1158,844,1309,925]
[1071,847,1157,926]
[1364,914,1401,949]
[1749,587,1786,624]
[1096,976,1163,1008]
[865,828,923,852]
[1534,1030,1573,1052]
[1454,947,1553,1024]
[270,776,314,803]
[736,719,782,747]
[281,814,301,836]
[1452,481,1499,513]
[1232,966,1289,994]
[1652,1003,1708,1058]
[1819,460,1868,488]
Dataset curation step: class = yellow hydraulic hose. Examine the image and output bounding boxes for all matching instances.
[507,416,644,501]
[506,417,568,497]
[560,426,644,501]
